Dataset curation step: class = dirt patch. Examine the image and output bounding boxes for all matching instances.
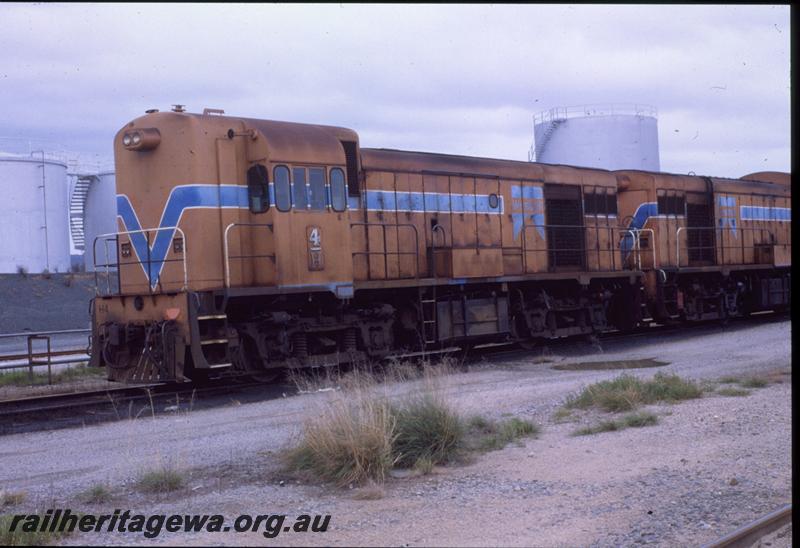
[0,374,114,401]
[553,358,669,371]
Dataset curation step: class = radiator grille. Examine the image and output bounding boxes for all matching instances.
[687,203,715,264]
[545,188,585,269]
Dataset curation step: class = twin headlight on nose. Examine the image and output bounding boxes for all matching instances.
[122,128,161,151]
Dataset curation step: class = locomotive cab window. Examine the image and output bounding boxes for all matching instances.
[293,167,309,209]
[246,164,269,214]
[330,168,347,211]
[308,167,326,210]
[274,165,291,212]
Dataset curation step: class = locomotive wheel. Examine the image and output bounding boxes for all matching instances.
[248,371,282,384]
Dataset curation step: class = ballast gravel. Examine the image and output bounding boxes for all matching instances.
[0,319,790,546]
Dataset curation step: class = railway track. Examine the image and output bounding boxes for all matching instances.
[0,310,788,435]
[0,379,290,435]
[702,504,792,548]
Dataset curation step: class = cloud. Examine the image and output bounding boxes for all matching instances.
[0,3,790,176]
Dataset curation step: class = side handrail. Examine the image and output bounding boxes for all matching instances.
[676,226,777,268]
[430,224,447,276]
[93,226,188,295]
[223,222,275,288]
[350,222,421,280]
[520,223,655,272]
[620,227,657,271]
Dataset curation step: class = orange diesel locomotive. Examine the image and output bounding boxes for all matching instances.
[90,108,790,382]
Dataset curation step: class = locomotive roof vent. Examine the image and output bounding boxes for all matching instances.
[145,108,159,114]
[171,104,186,113]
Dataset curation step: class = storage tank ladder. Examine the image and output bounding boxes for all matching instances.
[533,118,565,161]
[69,175,94,251]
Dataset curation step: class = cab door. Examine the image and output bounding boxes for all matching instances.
[272,164,353,297]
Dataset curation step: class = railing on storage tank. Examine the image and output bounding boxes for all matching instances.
[675,227,780,268]
[520,224,656,272]
[350,222,421,281]
[93,226,188,296]
[534,103,658,125]
[223,223,276,288]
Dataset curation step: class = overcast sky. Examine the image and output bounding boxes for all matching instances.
[0,3,791,177]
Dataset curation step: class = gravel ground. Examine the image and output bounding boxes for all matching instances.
[0,319,791,546]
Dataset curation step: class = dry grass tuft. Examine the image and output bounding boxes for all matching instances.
[564,373,703,413]
[552,408,574,423]
[717,387,751,397]
[1,491,26,507]
[137,465,185,493]
[739,377,768,389]
[391,389,464,468]
[573,411,659,436]
[466,416,539,452]
[285,371,397,486]
[718,375,742,384]
[286,360,540,487]
[81,483,112,504]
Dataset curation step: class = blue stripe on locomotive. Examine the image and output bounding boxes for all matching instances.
[740,205,791,222]
[116,185,249,289]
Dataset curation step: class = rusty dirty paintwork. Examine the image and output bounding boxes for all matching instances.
[93,109,791,383]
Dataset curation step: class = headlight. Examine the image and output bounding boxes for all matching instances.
[122,128,161,151]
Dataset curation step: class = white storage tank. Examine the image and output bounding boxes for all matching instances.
[80,171,118,271]
[529,104,660,171]
[0,153,71,273]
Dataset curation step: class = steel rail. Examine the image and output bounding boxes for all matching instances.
[0,355,91,371]
[0,328,92,376]
[0,378,289,436]
[0,328,90,340]
[0,349,88,362]
[701,504,792,548]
